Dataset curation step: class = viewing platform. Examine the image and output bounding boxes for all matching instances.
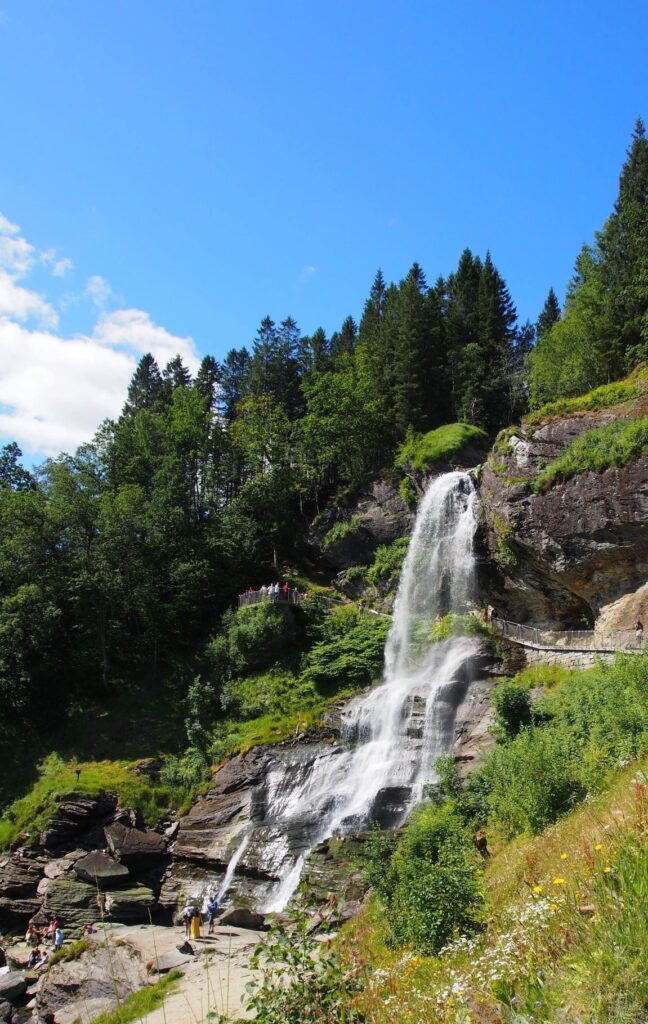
[238,589,302,608]
[491,617,643,655]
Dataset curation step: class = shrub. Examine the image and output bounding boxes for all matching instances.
[365,803,484,955]
[206,603,296,680]
[322,516,362,550]
[491,681,533,741]
[485,725,585,837]
[243,900,366,1023]
[301,607,390,693]
[533,415,648,492]
[366,536,409,588]
[396,423,488,471]
[399,475,417,506]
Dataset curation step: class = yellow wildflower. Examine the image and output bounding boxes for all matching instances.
[550,903,558,911]
[594,843,603,851]
[603,866,612,873]
[532,885,542,895]
[553,877,566,885]
[560,852,568,860]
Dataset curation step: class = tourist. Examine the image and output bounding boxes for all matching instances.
[282,581,290,595]
[27,947,42,969]
[207,895,219,934]
[25,924,39,947]
[260,584,268,598]
[180,904,193,938]
[490,607,499,624]
[635,619,644,647]
[35,951,49,971]
[53,926,64,952]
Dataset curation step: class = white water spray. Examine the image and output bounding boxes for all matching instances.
[217,833,250,903]
[260,471,479,911]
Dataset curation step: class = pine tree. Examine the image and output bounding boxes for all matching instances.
[598,117,648,366]
[123,353,165,415]
[163,354,192,390]
[220,348,251,423]
[445,250,481,420]
[536,288,561,339]
[195,355,221,411]
[330,316,358,362]
[393,263,429,436]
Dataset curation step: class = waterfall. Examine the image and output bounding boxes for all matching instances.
[217,834,250,903]
[260,471,479,911]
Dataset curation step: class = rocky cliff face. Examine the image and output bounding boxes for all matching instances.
[478,406,648,631]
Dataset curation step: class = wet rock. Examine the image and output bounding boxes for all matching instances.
[218,907,266,930]
[104,823,166,867]
[36,943,147,1024]
[0,973,27,1004]
[74,852,130,887]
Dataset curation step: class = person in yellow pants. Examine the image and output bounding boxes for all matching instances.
[190,910,201,939]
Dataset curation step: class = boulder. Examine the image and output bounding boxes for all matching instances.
[102,885,157,922]
[104,823,166,866]
[0,1000,13,1023]
[0,973,27,1004]
[43,859,75,880]
[41,795,116,851]
[218,907,266,930]
[74,852,130,887]
[36,944,147,1024]
[0,859,42,898]
[42,876,102,935]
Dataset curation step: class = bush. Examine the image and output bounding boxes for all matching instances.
[366,536,409,588]
[533,415,648,492]
[484,726,585,837]
[492,681,533,741]
[365,803,484,955]
[206,603,296,680]
[396,423,488,471]
[322,516,362,550]
[301,607,390,693]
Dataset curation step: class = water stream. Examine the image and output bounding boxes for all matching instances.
[251,470,480,911]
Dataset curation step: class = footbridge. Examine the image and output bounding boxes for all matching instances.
[491,618,643,656]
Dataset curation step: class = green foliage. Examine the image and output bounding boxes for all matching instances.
[396,423,488,471]
[243,900,366,1023]
[89,970,182,1024]
[526,372,645,427]
[491,681,533,741]
[533,415,648,492]
[398,475,417,506]
[491,514,518,569]
[366,536,409,588]
[479,654,648,837]
[47,938,89,968]
[0,753,188,850]
[322,516,362,550]
[344,564,369,584]
[301,607,390,692]
[428,613,487,643]
[365,803,484,955]
[206,603,296,681]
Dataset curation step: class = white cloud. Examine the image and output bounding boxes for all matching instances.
[300,265,316,281]
[41,248,74,277]
[0,312,199,456]
[0,210,201,457]
[0,271,58,327]
[85,274,113,308]
[0,213,18,235]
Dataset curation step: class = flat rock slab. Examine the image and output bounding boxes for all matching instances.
[218,907,266,931]
[74,852,130,887]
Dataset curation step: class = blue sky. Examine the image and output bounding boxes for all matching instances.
[0,0,646,458]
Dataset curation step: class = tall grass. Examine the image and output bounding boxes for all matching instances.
[533,415,648,492]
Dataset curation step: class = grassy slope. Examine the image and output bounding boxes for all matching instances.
[343,657,648,1024]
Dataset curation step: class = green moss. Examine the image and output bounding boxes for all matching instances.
[533,415,648,493]
[396,423,489,472]
[525,368,648,427]
[321,515,362,549]
[428,613,489,643]
[88,970,182,1023]
[491,514,518,568]
[47,938,90,968]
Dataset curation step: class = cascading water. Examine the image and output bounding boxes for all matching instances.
[255,470,480,911]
